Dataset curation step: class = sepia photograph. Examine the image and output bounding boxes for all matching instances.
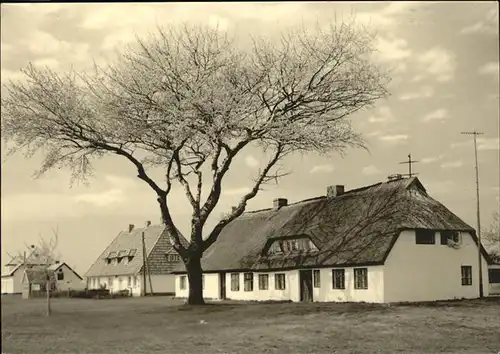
[1,1,499,353]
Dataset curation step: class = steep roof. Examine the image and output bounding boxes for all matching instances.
[48,262,83,280]
[174,177,485,273]
[84,224,189,277]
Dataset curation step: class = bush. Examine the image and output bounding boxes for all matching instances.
[69,289,110,299]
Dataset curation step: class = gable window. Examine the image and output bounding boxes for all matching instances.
[313,270,320,288]
[354,268,368,289]
[461,266,472,286]
[415,230,435,244]
[332,269,345,289]
[106,258,112,265]
[57,269,64,281]
[243,273,254,291]
[180,275,187,290]
[441,231,460,245]
[230,273,240,291]
[166,254,181,262]
[258,274,269,290]
[275,273,286,290]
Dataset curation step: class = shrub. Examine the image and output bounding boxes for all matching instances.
[69,289,110,299]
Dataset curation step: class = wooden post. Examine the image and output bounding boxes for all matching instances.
[146,254,154,296]
[46,272,51,317]
[141,232,147,296]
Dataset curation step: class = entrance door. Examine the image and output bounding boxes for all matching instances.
[299,270,313,302]
[219,272,226,300]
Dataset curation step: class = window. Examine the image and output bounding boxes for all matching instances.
[244,273,254,292]
[313,270,320,288]
[441,231,460,245]
[489,269,500,284]
[57,269,64,281]
[461,266,472,286]
[108,277,113,287]
[354,268,368,289]
[275,273,286,290]
[415,230,435,244]
[180,275,187,290]
[202,275,205,290]
[258,274,269,290]
[231,273,240,291]
[332,269,345,289]
[106,258,111,265]
[127,276,132,287]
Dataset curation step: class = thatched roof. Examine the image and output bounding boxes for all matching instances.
[85,224,189,277]
[174,177,489,273]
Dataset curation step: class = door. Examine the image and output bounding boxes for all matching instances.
[219,272,226,300]
[299,270,313,302]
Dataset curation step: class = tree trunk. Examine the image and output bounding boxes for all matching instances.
[46,279,51,317]
[186,255,205,305]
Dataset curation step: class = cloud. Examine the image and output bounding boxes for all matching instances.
[422,108,449,122]
[451,138,499,151]
[367,106,396,124]
[310,164,334,174]
[244,155,259,168]
[362,165,381,176]
[477,137,500,151]
[73,189,126,207]
[420,155,444,164]
[440,160,463,169]
[379,134,408,144]
[460,8,499,35]
[417,47,456,82]
[374,36,411,62]
[399,85,434,101]
[478,62,499,77]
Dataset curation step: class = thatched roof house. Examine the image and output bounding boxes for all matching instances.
[173,177,492,303]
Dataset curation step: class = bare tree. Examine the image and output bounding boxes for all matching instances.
[1,21,389,304]
[483,211,500,262]
[12,228,61,316]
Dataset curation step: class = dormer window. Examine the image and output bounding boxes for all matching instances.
[267,236,318,255]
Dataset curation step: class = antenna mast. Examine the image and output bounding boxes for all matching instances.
[398,153,419,178]
[461,130,484,298]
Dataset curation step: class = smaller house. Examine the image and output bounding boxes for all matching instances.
[1,249,50,295]
[21,262,84,299]
[84,221,189,296]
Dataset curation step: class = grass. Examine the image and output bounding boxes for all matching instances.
[2,295,500,354]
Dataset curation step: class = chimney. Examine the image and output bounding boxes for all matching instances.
[145,220,151,227]
[128,224,135,232]
[327,185,345,198]
[231,206,237,213]
[273,198,288,209]
[388,174,403,181]
[55,260,60,264]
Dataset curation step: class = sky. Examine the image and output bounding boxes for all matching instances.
[1,1,499,275]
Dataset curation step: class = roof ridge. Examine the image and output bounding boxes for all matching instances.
[241,177,416,216]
